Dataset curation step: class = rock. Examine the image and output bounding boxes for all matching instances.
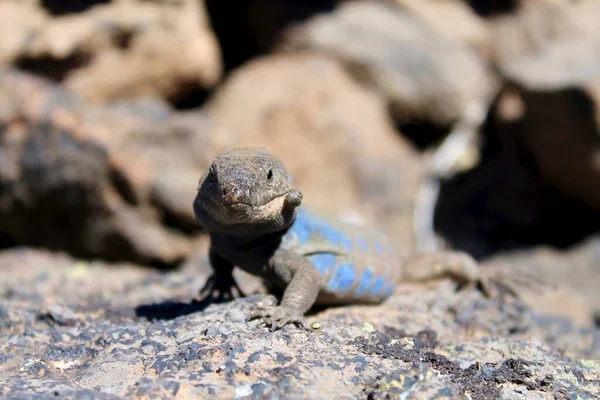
[487,0,600,211]
[0,49,426,265]
[0,0,222,105]
[488,0,600,64]
[393,0,491,54]
[200,52,425,251]
[279,0,496,132]
[483,234,600,326]
[0,68,206,266]
[432,0,600,257]
[204,0,340,71]
[0,248,599,398]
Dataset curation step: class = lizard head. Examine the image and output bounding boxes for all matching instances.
[193,147,303,236]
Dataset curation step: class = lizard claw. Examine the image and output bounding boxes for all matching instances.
[199,274,246,303]
[247,304,307,331]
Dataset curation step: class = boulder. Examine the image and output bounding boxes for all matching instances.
[279,1,496,132]
[0,0,222,105]
[0,69,205,266]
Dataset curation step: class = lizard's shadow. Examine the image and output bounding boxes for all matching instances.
[135,298,213,321]
[134,295,332,322]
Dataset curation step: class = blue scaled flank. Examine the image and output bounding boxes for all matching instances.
[306,253,337,275]
[285,208,396,298]
[286,208,354,251]
[370,276,385,297]
[354,269,374,297]
[327,263,356,293]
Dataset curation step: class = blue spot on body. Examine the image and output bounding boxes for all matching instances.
[287,209,356,251]
[288,209,313,245]
[339,235,354,251]
[373,242,384,255]
[307,253,338,275]
[383,282,395,298]
[314,219,354,251]
[356,237,370,252]
[328,263,356,293]
[354,269,374,297]
[370,276,385,297]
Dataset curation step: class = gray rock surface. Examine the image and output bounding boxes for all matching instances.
[1,249,599,399]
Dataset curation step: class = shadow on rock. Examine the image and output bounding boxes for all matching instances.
[135,298,214,322]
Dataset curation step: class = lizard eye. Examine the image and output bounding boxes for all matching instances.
[266,169,273,181]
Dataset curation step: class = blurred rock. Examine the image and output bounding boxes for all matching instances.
[0,69,207,266]
[483,234,600,326]
[0,248,599,398]
[488,0,600,64]
[279,0,496,137]
[0,50,426,264]
[433,0,600,257]
[394,0,491,55]
[0,0,222,106]
[433,83,600,259]
[200,52,425,251]
[205,0,339,71]
[488,0,600,211]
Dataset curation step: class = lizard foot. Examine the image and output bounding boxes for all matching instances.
[247,304,307,331]
[401,251,529,299]
[198,274,246,303]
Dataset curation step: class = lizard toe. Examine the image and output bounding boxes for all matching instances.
[248,305,306,331]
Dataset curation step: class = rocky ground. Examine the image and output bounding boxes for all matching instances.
[1,0,599,399]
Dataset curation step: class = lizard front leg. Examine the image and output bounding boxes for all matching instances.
[248,248,323,330]
[199,247,245,302]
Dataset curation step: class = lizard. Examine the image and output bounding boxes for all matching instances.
[193,147,494,330]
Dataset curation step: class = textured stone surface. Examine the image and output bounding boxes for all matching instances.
[0,249,599,399]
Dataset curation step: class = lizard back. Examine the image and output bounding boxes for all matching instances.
[280,207,402,305]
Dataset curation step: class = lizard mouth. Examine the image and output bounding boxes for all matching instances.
[200,191,290,211]
[228,192,291,210]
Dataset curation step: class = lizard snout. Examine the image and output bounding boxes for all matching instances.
[221,184,250,205]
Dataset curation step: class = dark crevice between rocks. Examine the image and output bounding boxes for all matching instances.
[205,0,338,72]
[433,85,600,261]
[354,329,553,400]
[157,208,202,236]
[109,167,138,206]
[465,0,519,17]
[167,83,211,111]
[434,159,600,261]
[40,0,112,16]
[14,53,91,82]
[113,29,135,51]
[0,232,17,249]
[397,119,451,151]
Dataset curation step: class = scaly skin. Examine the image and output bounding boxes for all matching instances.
[193,147,489,330]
